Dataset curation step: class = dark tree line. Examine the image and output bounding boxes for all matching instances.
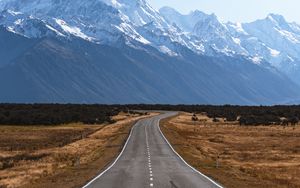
[0,104,300,126]
[0,104,122,125]
[122,104,300,126]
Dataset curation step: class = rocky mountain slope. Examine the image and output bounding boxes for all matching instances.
[160,7,300,84]
[0,0,299,104]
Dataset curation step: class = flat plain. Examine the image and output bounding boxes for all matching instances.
[161,113,300,188]
[0,112,156,188]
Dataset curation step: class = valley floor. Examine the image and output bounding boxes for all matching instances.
[161,113,300,188]
[0,112,157,188]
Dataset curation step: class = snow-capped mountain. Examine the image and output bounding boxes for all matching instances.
[159,7,207,32]
[0,0,151,45]
[0,0,299,104]
[0,10,61,38]
[242,14,300,81]
[192,13,248,56]
[0,0,208,56]
[159,7,300,84]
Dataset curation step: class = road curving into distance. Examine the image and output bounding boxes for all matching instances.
[82,112,223,188]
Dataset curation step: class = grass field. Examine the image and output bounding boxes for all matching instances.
[0,112,157,188]
[161,113,300,188]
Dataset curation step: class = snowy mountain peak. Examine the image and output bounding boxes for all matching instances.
[189,9,207,18]
[192,13,226,36]
[267,13,286,24]
[159,6,177,12]
[0,9,64,38]
[159,7,210,32]
[159,6,180,18]
[226,22,248,35]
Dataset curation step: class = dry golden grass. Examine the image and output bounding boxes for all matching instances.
[161,112,300,188]
[0,112,158,188]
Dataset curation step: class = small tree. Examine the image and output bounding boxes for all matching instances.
[225,113,237,122]
[289,116,299,125]
[289,116,299,130]
[213,117,219,122]
[191,113,198,121]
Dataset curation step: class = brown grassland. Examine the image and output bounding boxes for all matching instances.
[0,112,157,188]
[161,112,300,188]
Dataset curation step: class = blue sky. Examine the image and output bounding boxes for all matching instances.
[148,0,300,23]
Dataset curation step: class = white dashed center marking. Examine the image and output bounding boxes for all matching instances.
[145,124,154,187]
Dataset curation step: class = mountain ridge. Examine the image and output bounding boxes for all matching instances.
[159,6,300,85]
[0,0,299,104]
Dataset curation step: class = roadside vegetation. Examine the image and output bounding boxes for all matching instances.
[161,113,300,188]
[0,104,149,125]
[1,104,300,126]
[130,104,300,126]
[0,109,155,188]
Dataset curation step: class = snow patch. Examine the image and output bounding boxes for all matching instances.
[7,10,22,16]
[230,22,248,35]
[115,23,151,44]
[111,0,122,7]
[136,35,151,44]
[275,28,300,43]
[101,0,123,8]
[212,44,235,56]
[251,56,263,64]
[287,55,295,62]
[54,18,94,41]
[267,15,276,23]
[46,24,65,37]
[232,37,241,45]
[268,47,280,57]
[159,45,178,56]
[7,26,16,33]
[190,41,205,53]
[14,19,22,25]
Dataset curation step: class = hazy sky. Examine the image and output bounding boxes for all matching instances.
[148,0,300,23]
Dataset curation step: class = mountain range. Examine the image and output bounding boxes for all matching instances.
[161,7,300,84]
[0,0,299,104]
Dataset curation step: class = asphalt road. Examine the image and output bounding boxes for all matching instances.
[83,112,222,188]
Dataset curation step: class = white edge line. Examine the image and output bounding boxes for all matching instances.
[157,113,224,188]
[81,121,140,188]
